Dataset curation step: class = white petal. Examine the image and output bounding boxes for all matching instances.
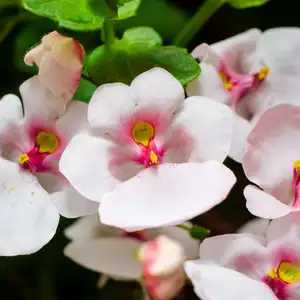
[59,132,119,202]
[100,161,236,231]
[64,238,142,280]
[0,94,23,121]
[0,159,59,255]
[186,62,230,105]
[20,76,67,120]
[199,234,265,265]
[229,114,253,163]
[238,218,270,237]
[51,185,99,218]
[88,83,137,131]
[131,68,185,115]
[55,101,88,140]
[64,214,120,241]
[185,260,278,300]
[172,96,234,163]
[244,185,292,219]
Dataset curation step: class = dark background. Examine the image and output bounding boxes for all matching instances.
[0,0,297,299]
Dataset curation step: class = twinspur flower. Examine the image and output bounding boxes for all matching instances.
[187,28,300,163]
[137,235,186,300]
[24,31,85,102]
[64,215,199,282]
[185,215,300,300]
[59,67,236,231]
[243,104,300,219]
[0,78,98,256]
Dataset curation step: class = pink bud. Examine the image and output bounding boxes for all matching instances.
[137,235,185,300]
[25,31,85,102]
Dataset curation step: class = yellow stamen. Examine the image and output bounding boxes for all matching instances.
[18,153,29,165]
[36,131,59,154]
[149,150,158,164]
[294,160,300,173]
[268,267,277,279]
[219,72,233,91]
[278,262,300,284]
[258,66,270,80]
[132,121,154,147]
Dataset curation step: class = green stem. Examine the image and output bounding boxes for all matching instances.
[101,19,115,45]
[173,0,226,48]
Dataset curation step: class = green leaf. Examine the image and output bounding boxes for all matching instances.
[228,0,271,9]
[23,0,140,31]
[73,78,97,103]
[189,224,210,240]
[87,26,200,86]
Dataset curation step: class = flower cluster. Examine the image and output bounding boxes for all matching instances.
[1,26,300,300]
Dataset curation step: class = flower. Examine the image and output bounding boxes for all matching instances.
[64,215,199,283]
[185,215,300,300]
[243,104,300,219]
[24,31,85,102]
[137,235,186,300]
[187,28,300,163]
[59,67,236,231]
[0,78,98,256]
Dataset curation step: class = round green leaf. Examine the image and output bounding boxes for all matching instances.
[73,78,97,103]
[229,0,271,9]
[123,26,162,47]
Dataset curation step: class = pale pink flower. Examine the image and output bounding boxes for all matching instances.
[243,104,300,219]
[25,31,85,102]
[64,215,199,283]
[137,235,186,300]
[185,215,300,300]
[188,28,300,163]
[59,68,236,231]
[0,78,97,256]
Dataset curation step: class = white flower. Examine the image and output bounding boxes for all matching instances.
[185,215,300,300]
[188,28,300,163]
[64,215,199,282]
[59,67,236,231]
[0,78,98,256]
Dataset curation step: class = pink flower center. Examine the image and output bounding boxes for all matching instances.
[18,131,60,173]
[291,160,300,207]
[218,61,269,108]
[262,261,300,300]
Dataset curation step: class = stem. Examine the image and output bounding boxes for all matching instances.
[173,0,225,48]
[101,19,115,45]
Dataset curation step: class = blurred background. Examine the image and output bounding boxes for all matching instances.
[0,0,298,298]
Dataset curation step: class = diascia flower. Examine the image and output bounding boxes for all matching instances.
[64,215,199,282]
[187,28,300,163]
[0,78,98,256]
[185,215,300,300]
[59,68,236,231]
[243,104,300,219]
[24,31,85,102]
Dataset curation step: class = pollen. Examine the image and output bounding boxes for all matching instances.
[36,131,59,154]
[258,66,270,80]
[132,121,154,147]
[219,72,233,91]
[278,262,300,284]
[18,153,29,165]
[149,150,158,164]
[268,267,277,279]
[294,160,300,173]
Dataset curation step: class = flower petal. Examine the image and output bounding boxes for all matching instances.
[59,132,119,202]
[0,94,23,121]
[244,185,292,219]
[51,185,99,218]
[20,76,66,120]
[238,218,270,236]
[0,159,59,256]
[199,234,265,266]
[185,260,278,300]
[131,68,185,115]
[64,238,142,280]
[229,114,253,163]
[64,214,120,241]
[243,104,300,188]
[99,161,236,231]
[172,96,234,163]
[186,62,229,105]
